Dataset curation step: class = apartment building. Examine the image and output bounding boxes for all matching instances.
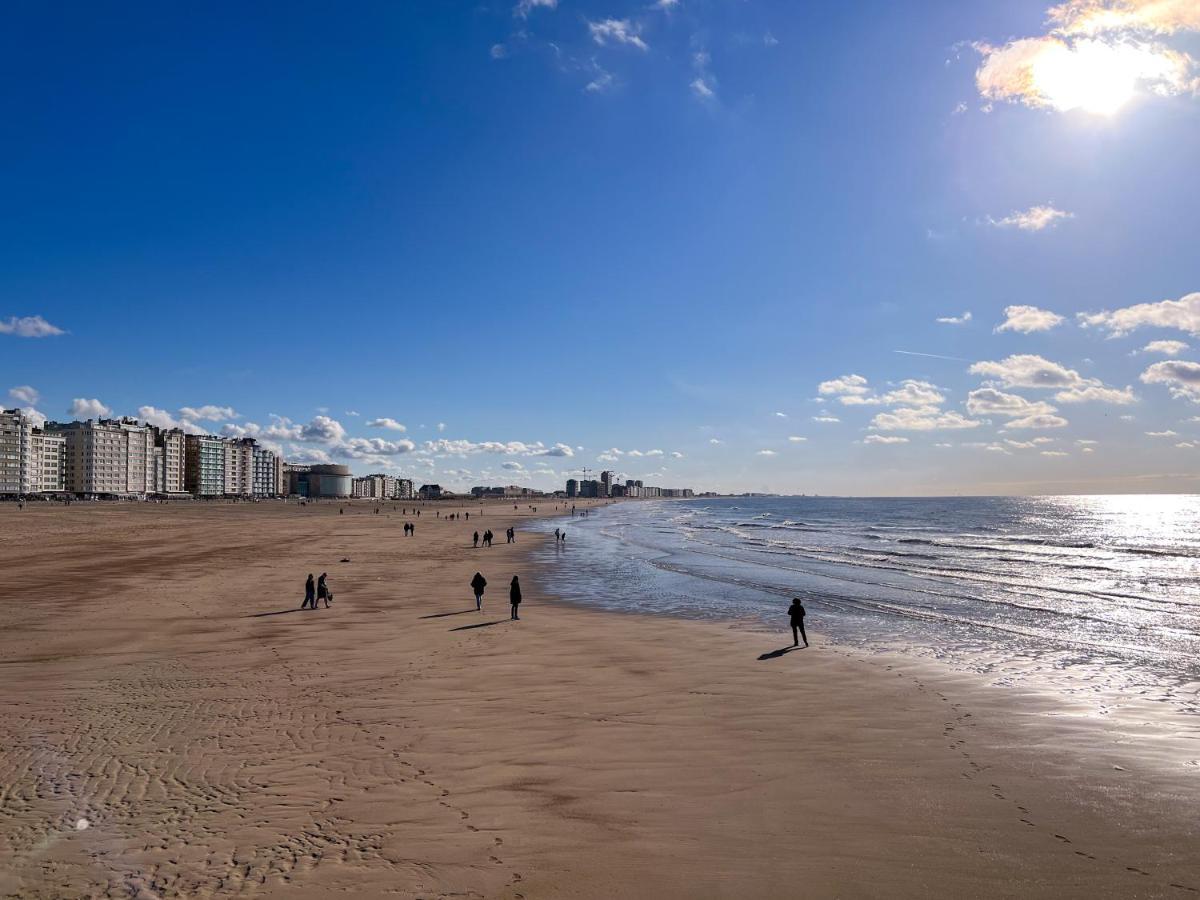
[253,446,280,497]
[28,429,66,493]
[351,473,397,499]
[154,429,187,495]
[0,409,32,495]
[223,438,255,497]
[396,478,413,500]
[50,419,132,496]
[185,434,226,497]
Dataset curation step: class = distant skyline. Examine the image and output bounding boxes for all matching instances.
[3,1,1199,496]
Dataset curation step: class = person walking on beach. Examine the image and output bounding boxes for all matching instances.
[473,531,480,548]
[302,574,316,609]
[554,527,560,542]
[509,575,522,620]
[318,573,332,608]
[788,598,808,648]
[471,571,487,611]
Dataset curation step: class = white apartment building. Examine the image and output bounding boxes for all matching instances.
[0,409,32,495]
[154,429,187,495]
[28,430,66,493]
[50,419,138,496]
[352,473,397,499]
[224,439,255,497]
[252,446,280,497]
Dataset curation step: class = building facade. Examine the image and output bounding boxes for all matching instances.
[185,434,227,497]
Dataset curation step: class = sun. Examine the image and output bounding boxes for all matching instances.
[1030,38,1180,115]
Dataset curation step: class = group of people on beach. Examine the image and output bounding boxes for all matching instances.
[404,522,416,536]
[301,573,332,609]
[470,571,522,619]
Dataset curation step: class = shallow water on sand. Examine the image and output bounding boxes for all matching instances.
[532,496,1200,738]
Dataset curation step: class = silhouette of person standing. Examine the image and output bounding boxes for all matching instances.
[318,573,331,608]
[473,531,480,548]
[509,576,522,620]
[788,598,808,647]
[471,572,487,611]
[302,574,315,609]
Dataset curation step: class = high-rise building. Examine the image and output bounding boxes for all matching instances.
[396,478,414,499]
[29,429,66,493]
[50,419,139,496]
[600,470,612,498]
[154,429,187,495]
[566,478,578,498]
[185,434,227,497]
[223,438,255,497]
[0,409,33,495]
[253,445,280,497]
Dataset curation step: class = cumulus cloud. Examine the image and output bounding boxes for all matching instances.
[818,374,871,400]
[179,405,237,422]
[1047,0,1200,36]
[671,451,684,458]
[301,415,347,444]
[1005,412,1070,429]
[338,437,416,458]
[995,305,1065,333]
[1141,359,1200,402]
[819,375,945,407]
[937,311,972,325]
[987,205,1075,231]
[1146,429,1178,436]
[0,315,65,338]
[870,407,981,431]
[539,443,575,457]
[864,435,910,444]
[8,385,39,405]
[812,415,841,423]
[969,353,1134,403]
[588,19,648,50]
[140,406,208,434]
[502,461,525,471]
[966,388,1060,419]
[1141,339,1190,356]
[367,417,407,432]
[1078,291,1200,337]
[691,78,716,99]
[69,398,111,418]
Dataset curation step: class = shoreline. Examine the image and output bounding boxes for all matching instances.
[1,500,1197,898]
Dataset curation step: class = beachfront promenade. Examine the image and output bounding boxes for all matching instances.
[0,500,1196,898]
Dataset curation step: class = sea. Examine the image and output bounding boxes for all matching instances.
[531,495,1200,727]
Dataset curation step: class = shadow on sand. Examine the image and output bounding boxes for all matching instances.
[246,608,313,618]
[450,620,509,632]
[758,646,803,661]
[419,609,475,619]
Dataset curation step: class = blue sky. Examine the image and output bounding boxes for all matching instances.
[3,0,1199,494]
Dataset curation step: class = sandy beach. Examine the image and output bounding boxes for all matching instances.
[1,499,1197,899]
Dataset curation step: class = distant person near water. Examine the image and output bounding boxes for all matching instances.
[788,598,807,647]
[471,572,487,611]
[509,576,522,620]
[302,574,316,609]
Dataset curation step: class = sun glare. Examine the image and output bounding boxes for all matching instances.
[1031,39,1180,114]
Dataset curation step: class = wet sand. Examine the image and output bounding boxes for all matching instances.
[0,499,1197,898]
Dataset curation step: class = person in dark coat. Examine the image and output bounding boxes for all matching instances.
[302,574,316,609]
[471,572,487,611]
[788,598,808,647]
[318,573,331,608]
[473,531,480,548]
[509,576,522,620]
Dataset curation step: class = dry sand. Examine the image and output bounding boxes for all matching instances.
[0,499,1197,899]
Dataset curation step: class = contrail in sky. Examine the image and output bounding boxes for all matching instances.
[893,350,970,362]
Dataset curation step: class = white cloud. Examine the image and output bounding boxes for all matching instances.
[1146,429,1178,436]
[140,406,208,434]
[300,415,347,444]
[691,77,715,99]
[1079,291,1200,337]
[179,405,237,422]
[540,443,575,457]
[1005,439,1038,449]
[287,445,333,464]
[1041,450,1070,457]
[653,0,679,8]
[515,0,556,18]
[367,417,406,431]
[864,435,910,445]
[671,451,684,458]
[966,388,1058,418]
[1140,360,1200,402]
[774,411,788,418]
[8,385,39,405]
[756,449,777,456]
[819,374,871,399]
[812,415,841,423]
[1005,413,1070,429]
[1141,339,1190,356]
[870,407,981,432]
[969,354,1134,404]
[502,461,525,471]
[1176,441,1196,449]
[0,315,65,338]
[974,35,1194,115]
[1047,0,1200,35]
[588,19,648,51]
[995,304,1065,333]
[937,311,972,325]
[338,437,416,458]
[69,398,111,418]
[437,422,446,432]
[345,410,359,416]
[787,436,807,443]
[491,43,508,60]
[585,71,615,93]
[987,205,1074,231]
[709,438,722,444]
